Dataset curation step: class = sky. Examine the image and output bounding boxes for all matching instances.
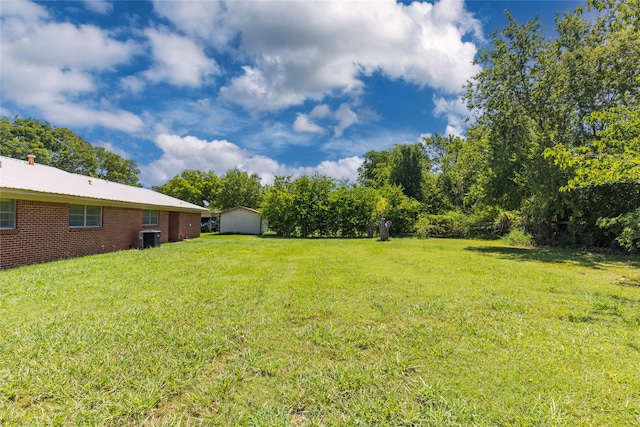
[0,0,585,187]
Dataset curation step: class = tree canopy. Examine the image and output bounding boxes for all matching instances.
[0,116,140,186]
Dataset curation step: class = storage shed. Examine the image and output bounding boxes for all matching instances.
[219,206,265,235]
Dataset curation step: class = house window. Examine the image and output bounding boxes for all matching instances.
[142,209,158,226]
[69,204,102,228]
[0,199,16,229]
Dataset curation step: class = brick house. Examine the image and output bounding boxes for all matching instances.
[0,155,210,269]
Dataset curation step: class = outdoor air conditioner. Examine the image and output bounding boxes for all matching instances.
[139,230,161,249]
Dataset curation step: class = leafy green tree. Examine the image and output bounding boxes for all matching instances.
[1,116,54,165]
[553,105,640,190]
[262,175,377,238]
[261,176,297,236]
[152,170,219,207]
[465,13,566,215]
[375,185,422,236]
[0,116,141,186]
[50,127,97,175]
[289,174,335,237]
[423,134,487,212]
[388,143,430,202]
[327,184,377,237]
[358,143,432,204]
[94,147,141,186]
[218,168,263,210]
[464,2,640,247]
[358,149,390,188]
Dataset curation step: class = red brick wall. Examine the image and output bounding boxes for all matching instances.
[0,200,199,270]
[176,212,202,241]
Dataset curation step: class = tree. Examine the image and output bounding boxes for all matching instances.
[288,174,335,237]
[0,116,141,186]
[218,168,263,210]
[50,127,97,175]
[358,143,432,203]
[152,170,219,207]
[261,175,377,238]
[463,2,640,247]
[464,13,565,214]
[423,134,486,212]
[375,185,421,236]
[388,143,430,202]
[94,147,141,187]
[554,105,640,190]
[327,184,377,237]
[358,149,390,188]
[261,176,297,236]
[1,117,54,165]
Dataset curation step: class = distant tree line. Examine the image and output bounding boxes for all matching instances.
[151,168,263,211]
[0,116,140,186]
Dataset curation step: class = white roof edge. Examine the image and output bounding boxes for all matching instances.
[0,155,210,213]
[220,206,260,214]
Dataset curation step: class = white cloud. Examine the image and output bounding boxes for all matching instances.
[157,0,481,112]
[323,129,422,158]
[334,104,359,137]
[143,28,219,87]
[293,113,325,134]
[139,134,363,187]
[83,0,113,14]
[433,95,469,137]
[293,103,363,137]
[309,104,332,119]
[151,0,232,47]
[140,134,252,185]
[0,0,143,131]
[95,141,132,159]
[0,0,48,21]
[289,156,363,183]
[293,103,337,134]
[42,101,145,133]
[120,76,145,94]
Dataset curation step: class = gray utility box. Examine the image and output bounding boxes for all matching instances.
[139,230,161,249]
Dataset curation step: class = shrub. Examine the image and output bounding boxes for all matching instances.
[501,229,534,247]
[415,211,469,238]
[597,207,640,252]
[467,207,501,238]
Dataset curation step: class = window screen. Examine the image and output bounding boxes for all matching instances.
[0,199,16,229]
[69,204,102,227]
[142,209,159,226]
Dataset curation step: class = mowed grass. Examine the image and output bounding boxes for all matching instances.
[1,236,639,426]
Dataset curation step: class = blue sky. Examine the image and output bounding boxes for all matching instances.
[0,0,584,187]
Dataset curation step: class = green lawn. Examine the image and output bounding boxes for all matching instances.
[1,235,639,426]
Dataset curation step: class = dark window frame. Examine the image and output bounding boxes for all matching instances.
[0,199,16,230]
[142,209,159,226]
[69,204,102,228]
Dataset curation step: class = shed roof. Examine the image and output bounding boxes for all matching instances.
[220,206,260,215]
[0,155,209,213]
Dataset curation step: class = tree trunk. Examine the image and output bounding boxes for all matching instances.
[377,214,392,241]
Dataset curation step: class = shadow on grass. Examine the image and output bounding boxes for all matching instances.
[465,245,640,269]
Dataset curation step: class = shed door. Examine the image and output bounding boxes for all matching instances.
[168,212,180,242]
